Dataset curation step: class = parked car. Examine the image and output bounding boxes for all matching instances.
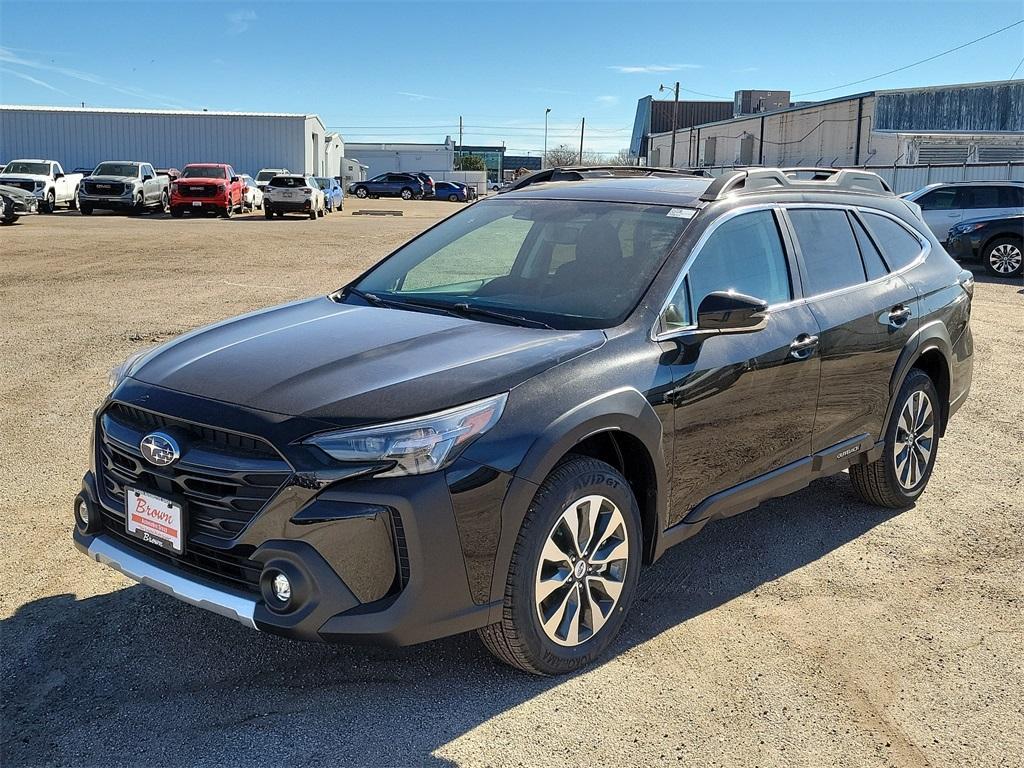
[74,167,974,675]
[240,174,263,211]
[434,181,469,202]
[0,183,40,224]
[903,181,1024,243]
[349,173,425,200]
[255,168,290,193]
[315,176,344,212]
[156,167,181,182]
[414,172,436,198]
[0,159,83,212]
[79,161,170,215]
[945,213,1024,277]
[263,174,325,219]
[170,163,244,218]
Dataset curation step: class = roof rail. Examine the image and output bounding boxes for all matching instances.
[699,167,893,202]
[501,165,711,193]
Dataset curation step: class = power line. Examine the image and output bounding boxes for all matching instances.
[794,19,1024,96]
[1010,54,1024,80]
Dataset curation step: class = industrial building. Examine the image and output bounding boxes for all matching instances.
[629,97,735,163]
[646,80,1024,171]
[344,139,455,178]
[0,105,342,177]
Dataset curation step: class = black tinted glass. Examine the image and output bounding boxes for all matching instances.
[917,189,956,210]
[270,176,307,188]
[788,208,866,294]
[687,210,791,309]
[850,215,889,280]
[967,186,1000,209]
[999,186,1024,207]
[862,213,923,270]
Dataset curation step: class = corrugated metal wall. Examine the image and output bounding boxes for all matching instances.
[650,100,733,133]
[875,81,1024,133]
[0,108,321,176]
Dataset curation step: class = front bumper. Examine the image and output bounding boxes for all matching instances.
[171,197,229,212]
[80,192,135,209]
[74,387,507,646]
[945,232,981,261]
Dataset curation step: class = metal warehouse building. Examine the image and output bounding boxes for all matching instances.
[0,105,343,177]
[647,80,1024,172]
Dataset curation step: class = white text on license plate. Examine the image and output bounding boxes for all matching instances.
[126,488,184,554]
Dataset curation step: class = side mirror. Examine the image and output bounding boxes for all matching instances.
[143,174,154,181]
[54,172,65,180]
[230,176,240,183]
[696,291,768,333]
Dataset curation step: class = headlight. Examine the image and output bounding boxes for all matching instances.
[107,347,155,393]
[305,393,507,477]
[951,222,985,235]
[34,181,45,190]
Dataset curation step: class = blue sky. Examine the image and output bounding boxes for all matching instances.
[1,0,1021,156]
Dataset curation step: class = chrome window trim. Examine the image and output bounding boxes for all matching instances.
[651,201,930,342]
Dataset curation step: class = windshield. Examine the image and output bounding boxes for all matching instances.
[93,162,139,177]
[351,199,692,330]
[181,165,226,179]
[3,162,49,175]
[270,176,308,188]
[256,170,280,182]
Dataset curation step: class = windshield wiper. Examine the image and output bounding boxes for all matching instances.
[450,302,553,329]
[342,286,386,307]
[341,287,463,318]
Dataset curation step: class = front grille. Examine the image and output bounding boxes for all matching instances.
[95,403,293,591]
[85,181,125,195]
[7,181,35,192]
[179,184,217,197]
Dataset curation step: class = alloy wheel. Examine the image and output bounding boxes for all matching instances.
[893,390,935,490]
[534,495,629,647]
[988,243,1022,275]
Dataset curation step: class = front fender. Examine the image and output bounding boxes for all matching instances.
[486,387,668,614]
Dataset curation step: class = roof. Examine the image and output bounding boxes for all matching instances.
[498,176,713,206]
[1,104,319,119]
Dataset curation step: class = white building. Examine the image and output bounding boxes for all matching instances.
[648,80,1024,172]
[0,105,334,176]
[345,138,455,178]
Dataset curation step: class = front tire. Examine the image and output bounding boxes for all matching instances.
[355,186,368,199]
[44,190,56,213]
[850,368,940,508]
[80,204,93,216]
[478,456,642,675]
[170,206,183,218]
[264,208,273,219]
[982,236,1023,278]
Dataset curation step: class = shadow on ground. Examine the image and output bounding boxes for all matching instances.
[2,474,902,767]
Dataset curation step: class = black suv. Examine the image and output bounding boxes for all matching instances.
[74,167,974,675]
[349,173,425,200]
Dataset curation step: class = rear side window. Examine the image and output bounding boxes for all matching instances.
[788,208,866,295]
[850,216,889,281]
[965,186,1000,209]
[999,186,1024,207]
[861,213,923,271]
[683,210,792,315]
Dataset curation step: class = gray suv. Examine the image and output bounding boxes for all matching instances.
[80,161,170,215]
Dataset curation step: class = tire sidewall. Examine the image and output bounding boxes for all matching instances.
[983,237,1023,278]
[881,370,940,503]
[507,459,642,675]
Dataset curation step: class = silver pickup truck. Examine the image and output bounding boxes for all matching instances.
[79,161,170,215]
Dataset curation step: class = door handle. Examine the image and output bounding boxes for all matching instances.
[789,333,819,360]
[888,305,912,328]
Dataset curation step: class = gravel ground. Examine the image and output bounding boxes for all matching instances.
[1,201,1021,768]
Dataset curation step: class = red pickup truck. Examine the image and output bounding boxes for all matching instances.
[170,163,244,218]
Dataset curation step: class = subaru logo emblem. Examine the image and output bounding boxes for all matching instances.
[140,431,180,467]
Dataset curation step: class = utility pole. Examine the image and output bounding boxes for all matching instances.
[543,107,551,169]
[659,81,680,167]
[579,117,585,164]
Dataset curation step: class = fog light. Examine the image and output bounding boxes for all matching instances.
[271,572,291,603]
[75,497,90,530]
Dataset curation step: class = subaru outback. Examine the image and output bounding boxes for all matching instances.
[74,166,974,675]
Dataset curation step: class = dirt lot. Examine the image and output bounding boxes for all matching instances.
[1,201,1021,768]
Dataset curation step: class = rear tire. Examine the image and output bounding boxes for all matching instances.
[478,456,642,675]
[170,206,183,218]
[982,236,1023,278]
[400,188,413,200]
[355,186,368,198]
[69,187,79,210]
[264,208,273,219]
[80,204,93,216]
[850,368,940,508]
[309,206,317,220]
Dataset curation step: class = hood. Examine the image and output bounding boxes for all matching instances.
[0,184,36,201]
[131,296,605,424]
[86,174,138,183]
[0,173,46,183]
[177,176,226,184]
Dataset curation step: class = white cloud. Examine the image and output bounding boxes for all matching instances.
[397,91,441,101]
[226,10,257,35]
[0,67,69,95]
[609,64,702,74]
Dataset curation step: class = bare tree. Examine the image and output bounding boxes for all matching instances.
[604,148,637,166]
[544,144,580,167]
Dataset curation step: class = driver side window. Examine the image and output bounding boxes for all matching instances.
[662,209,791,332]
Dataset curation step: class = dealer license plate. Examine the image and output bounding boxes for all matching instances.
[125,487,185,554]
[192,201,202,207]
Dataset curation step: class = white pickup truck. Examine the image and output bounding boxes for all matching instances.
[0,159,83,213]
